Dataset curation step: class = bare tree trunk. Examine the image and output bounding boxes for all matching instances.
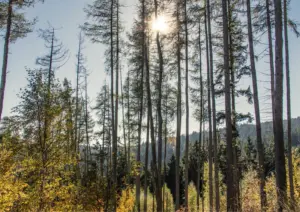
[246,0,266,209]
[162,94,168,212]
[120,69,127,170]
[127,71,131,172]
[136,43,144,212]
[113,0,120,195]
[75,33,83,182]
[175,0,182,209]
[222,0,235,210]
[0,0,13,121]
[273,0,287,210]
[227,0,240,208]
[197,16,203,211]
[144,111,150,212]
[101,86,107,177]
[266,0,275,134]
[184,0,189,210]
[206,0,219,209]
[283,0,294,208]
[204,2,213,210]
[110,0,116,209]
[145,24,161,211]
[84,70,90,177]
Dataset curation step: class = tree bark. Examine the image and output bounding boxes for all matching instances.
[246,0,266,209]
[184,0,189,210]
[222,0,235,210]
[145,24,161,211]
[283,0,294,207]
[84,70,90,177]
[266,0,275,134]
[0,0,13,121]
[136,12,145,211]
[144,111,150,212]
[204,3,213,211]
[175,0,182,209]
[206,0,219,209]
[110,0,116,209]
[197,15,203,211]
[273,0,287,210]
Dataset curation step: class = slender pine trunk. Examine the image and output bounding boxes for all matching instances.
[246,0,266,209]
[204,3,213,210]
[222,0,235,210]
[175,0,182,209]
[274,0,287,210]
[144,111,150,212]
[197,16,203,211]
[144,23,160,212]
[283,0,294,207]
[206,0,219,209]
[0,0,13,121]
[184,0,189,210]
[110,0,116,209]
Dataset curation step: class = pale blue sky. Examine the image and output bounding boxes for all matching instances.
[0,0,299,134]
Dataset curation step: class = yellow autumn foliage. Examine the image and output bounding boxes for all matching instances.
[117,187,135,212]
[0,148,28,211]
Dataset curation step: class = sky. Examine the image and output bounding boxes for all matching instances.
[0,0,300,135]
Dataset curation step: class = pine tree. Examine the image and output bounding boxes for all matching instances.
[245,0,266,208]
[273,0,287,210]
[0,0,39,120]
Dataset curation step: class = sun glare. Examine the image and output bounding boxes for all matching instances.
[152,15,168,33]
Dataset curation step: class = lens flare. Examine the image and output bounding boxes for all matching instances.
[152,15,168,33]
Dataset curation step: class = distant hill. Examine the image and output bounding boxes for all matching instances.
[139,117,300,164]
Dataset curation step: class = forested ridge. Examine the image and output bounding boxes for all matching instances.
[0,0,300,211]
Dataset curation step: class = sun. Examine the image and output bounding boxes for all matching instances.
[152,15,168,33]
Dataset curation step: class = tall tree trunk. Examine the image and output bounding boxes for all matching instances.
[206,0,219,209]
[273,0,287,210]
[184,0,189,210]
[227,0,240,208]
[204,3,213,211]
[84,71,90,177]
[136,0,146,209]
[75,33,82,157]
[283,0,294,207]
[39,27,54,212]
[153,0,163,210]
[163,99,168,212]
[113,0,119,193]
[175,0,182,209]
[120,69,127,170]
[127,71,131,172]
[136,30,144,212]
[246,0,266,209]
[0,0,13,121]
[222,0,235,210]
[101,85,107,177]
[144,111,150,212]
[145,25,160,212]
[197,16,203,211]
[110,0,116,209]
[75,33,82,182]
[266,0,275,135]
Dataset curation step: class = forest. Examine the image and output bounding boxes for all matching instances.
[0,0,299,211]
